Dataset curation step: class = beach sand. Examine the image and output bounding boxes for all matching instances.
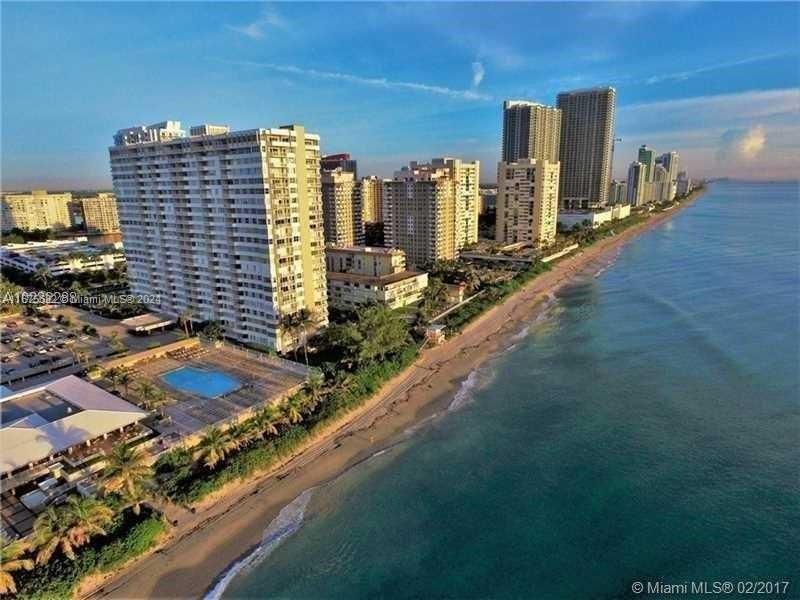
[80,191,706,600]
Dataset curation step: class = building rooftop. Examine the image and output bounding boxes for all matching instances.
[0,376,147,475]
[326,245,403,256]
[327,269,425,286]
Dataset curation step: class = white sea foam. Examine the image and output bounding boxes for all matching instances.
[448,369,482,411]
[204,487,316,600]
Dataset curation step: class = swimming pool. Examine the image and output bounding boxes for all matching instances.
[160,366,241,399]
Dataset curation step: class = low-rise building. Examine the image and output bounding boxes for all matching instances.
[0,376,148,537]
[558,203,630,230]
[325,246,428,310]
[0,239,125,277]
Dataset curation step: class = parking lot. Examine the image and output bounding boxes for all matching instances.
[0,314,113,388]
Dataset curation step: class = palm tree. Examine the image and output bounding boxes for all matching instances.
[279,313,303,360]
[136,381,158,410]
[63,496,114,548]
[253,405,281,438]
[33,266,51,290]
[102,443,153,515]
[105,366,122,390]
[193,427,240,469]
[297,309,316,365]
[304,370,325,413]
[30,496,111,565]
[178,308,194,336]
[282,397,303,425]
[0,535,33,594]
[118,370,133,396]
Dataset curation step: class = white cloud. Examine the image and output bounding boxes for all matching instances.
[718,125,767,161]
[227,8,287,40]
[471,61,485,88]
[222,60,492,101]
[644,52,792,85]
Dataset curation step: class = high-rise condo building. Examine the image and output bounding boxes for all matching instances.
[321,168,364,247]
[653,164,675,203]
[360,176,384,224]
[637,145,656,181]
[626,162,646,207]
[556,87,616,210]
[501,101,562,163]
[108,120,328,352]
[496,159,560,249]
[1,190,73,232]
[384,165,457,268]
[656,151,680,183]
[321,153,357,178]
[72,193,120,233]
[609,180,628,205]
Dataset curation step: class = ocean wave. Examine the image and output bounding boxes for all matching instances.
[204,488,316,600]
[448,369,482,411]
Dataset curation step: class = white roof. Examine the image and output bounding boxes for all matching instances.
[0,376,146,474]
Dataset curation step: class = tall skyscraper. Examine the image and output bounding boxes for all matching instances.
[1,190,73,232]
[360,176,384,224]
[637,145,656,181]
[626,161,646,207]
[501,101,562,163]
[496,158,560,249]
[657,151,680,183]
[556,87,616,210]
[109,120,328,352]
[321,153,357,178]
[321,168,364,247]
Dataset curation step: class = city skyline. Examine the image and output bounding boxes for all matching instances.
[2,2,799,190]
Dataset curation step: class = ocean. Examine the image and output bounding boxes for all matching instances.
[220,181,800,599]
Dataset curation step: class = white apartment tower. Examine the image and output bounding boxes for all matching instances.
[496,159,560,249]
[108,120,328,352]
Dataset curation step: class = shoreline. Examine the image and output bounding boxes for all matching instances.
[81,188,708,600]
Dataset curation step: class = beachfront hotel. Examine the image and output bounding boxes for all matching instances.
[496,158,560,248]
[501,100,562,163]
[108,120,328,352]
[1,190,73,232]
[557,87,616,210]
[384,158,480,267]
[325,246,428,310]
[321,168,364,247]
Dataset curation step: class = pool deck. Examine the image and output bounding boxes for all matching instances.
[111,342,308,443]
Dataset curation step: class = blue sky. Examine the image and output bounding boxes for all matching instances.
[2,1,798,189]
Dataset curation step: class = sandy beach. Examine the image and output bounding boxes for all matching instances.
[80,190,707,600]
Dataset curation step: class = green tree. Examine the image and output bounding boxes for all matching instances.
[33,266,51,289]
[194,427,240,469]
[31,496,113,565]
[253,404,282,438]
[136,381,158,410]
[0,535,33,594]
[102,443,154,515]
[304,369,325,413]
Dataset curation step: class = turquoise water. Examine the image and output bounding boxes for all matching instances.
[222,182,799,599]
[161,366,241,399]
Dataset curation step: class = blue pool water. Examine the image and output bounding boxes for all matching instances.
[161,366,241,399]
